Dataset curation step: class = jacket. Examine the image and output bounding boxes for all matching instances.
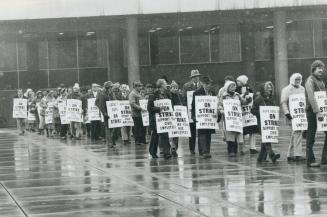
[95,89,113,117]
[129,89,143,118]
[305,75,325,113]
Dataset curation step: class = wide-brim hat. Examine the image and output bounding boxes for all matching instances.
[190,69,201,78]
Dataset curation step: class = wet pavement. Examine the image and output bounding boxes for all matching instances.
[0,126,327,217]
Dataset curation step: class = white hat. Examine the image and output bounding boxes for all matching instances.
[73,83,80,89]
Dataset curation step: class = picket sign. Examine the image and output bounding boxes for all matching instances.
[260,106,279,143]
[289,94,307,131]
[315,91,327,131]
[223,99,243,133]
[169,105,191,138]
[195,96,219,130]
[87,98,101,121]
[154,99,174,134]
[139,99,149,126]
[106,101,123,128]
[13,98,27,119]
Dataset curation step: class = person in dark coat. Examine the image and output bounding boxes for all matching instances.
[251,81,280,163]
[236,75,258,154]
[183,69,202,155]
[148,79,173,159]
[191,76,217,159]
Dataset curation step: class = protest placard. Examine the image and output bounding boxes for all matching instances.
[154,99,174,133]
[260,106,279,143]
[120,100,134,126]
[66,99,82,122]
[242,93,257,127]
[13,98,27,118]
[45,102,54,124]
[169,105,191,137]
[314,91,327,131]
[223,99,243,133]
[187,91,194,123]
[139,99,149,126]
[58,101,69,124]
[106,101,123,128]
[87,98,101,121]
[289,94,307,131]
[195,96,219,130]
[27,111,36,121]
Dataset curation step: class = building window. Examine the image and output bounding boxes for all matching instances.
[254,28,273,61]
[123,33,149,66]
[150,28,179,64]
[48,32,77,69]
[287,20,313,58]
[314,19,327,57]
[180,27,209,63]
[0,36,17,71]
[78,32,107,68]
[211,24,241,62]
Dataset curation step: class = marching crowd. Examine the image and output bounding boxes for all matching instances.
[12,59,327,167]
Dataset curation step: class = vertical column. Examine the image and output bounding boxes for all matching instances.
[126,16,140,87]
[273,10,289,99]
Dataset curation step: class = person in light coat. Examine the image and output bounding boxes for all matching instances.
[280,73,306,162]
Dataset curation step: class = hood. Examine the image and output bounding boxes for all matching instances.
[260,81,274,97]
[289,73,302,86]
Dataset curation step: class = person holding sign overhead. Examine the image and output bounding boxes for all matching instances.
[251,81,280,163]
[280,73,306,162]
[191,76,217,159]
[219,80,251,157]
[183,69,202,155]
[305,60,327,167]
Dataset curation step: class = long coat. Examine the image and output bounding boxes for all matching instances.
[191,87,216,135]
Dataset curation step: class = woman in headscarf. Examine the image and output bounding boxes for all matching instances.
[251,81,280,163]
[219,80,251,157]
[236,75,258,154]
[280,73,306,162]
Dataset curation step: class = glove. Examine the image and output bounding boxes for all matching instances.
[285,113,292,120]
[246,96,252,103]
[317,113,324,122]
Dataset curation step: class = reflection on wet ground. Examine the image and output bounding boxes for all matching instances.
[0,126,327,217]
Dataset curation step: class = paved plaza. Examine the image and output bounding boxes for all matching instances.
[0,126,327,217]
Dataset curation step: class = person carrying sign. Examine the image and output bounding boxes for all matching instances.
[236,75,258,154]
[129,81,147,146]
[183,69,202,155]
[251,81,280,163]
[305,60,327,167]
[219,80,251,157]
[191,76,217,159]
[87,83,102,141]
[14,89,27,135]
[148,79,172,159]
[280,73,306,162]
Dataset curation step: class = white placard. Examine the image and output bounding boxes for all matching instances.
[66,99,83,122]
[195,96,219,130]
[223,99,243,133]
[289,94,307,131]
[120,100,134,126]
[87,98,101,121]
[169,105,191,138]
[13,98,27,119]
[260,106,279,143]
[106,101,123,128]
[154,99,174,133]
[58,101,69,125]
[45,102,54,124]
[187,91,194,123]
[314,91,327,131]
[140,99,149,126]
[242,93,257,127]
[27,111,36,121]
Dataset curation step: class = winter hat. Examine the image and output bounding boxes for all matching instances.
[170,80,179,88]
[311,60,325,73]
[236,75,248,86]
[73,83,80,89]
[289,73,302,86]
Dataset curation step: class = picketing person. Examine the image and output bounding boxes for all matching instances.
[11,61,327,168]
